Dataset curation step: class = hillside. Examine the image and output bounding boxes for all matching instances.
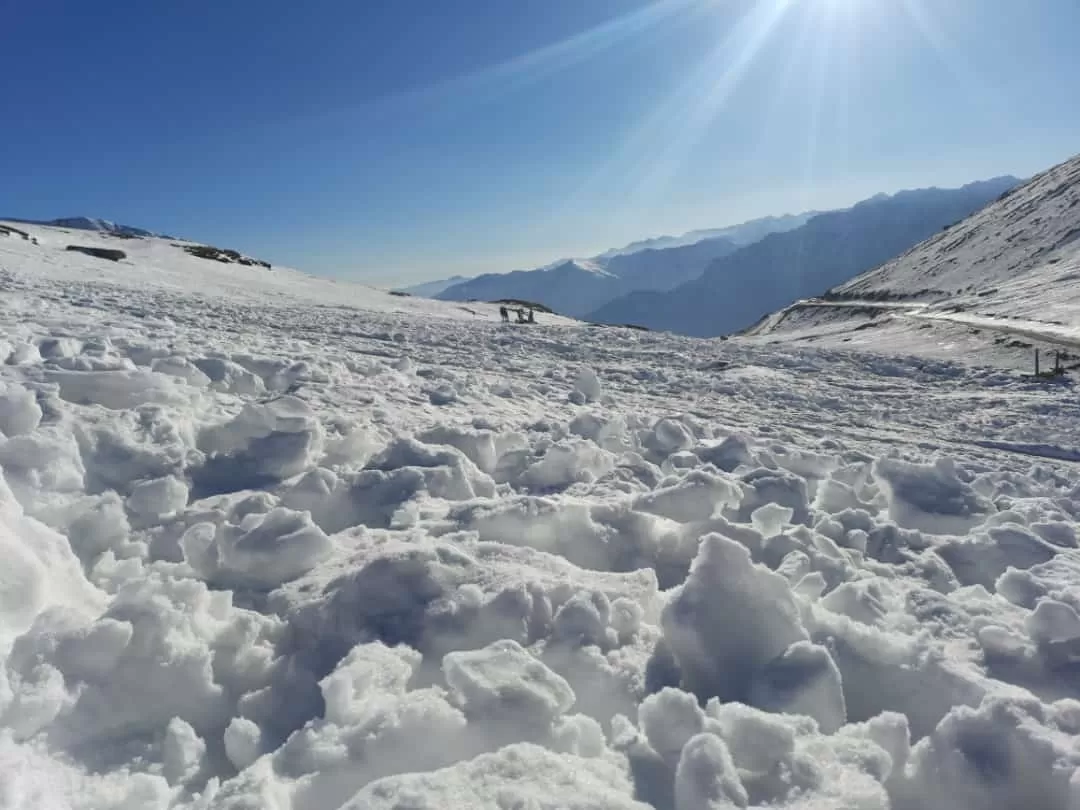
[2,216,161,238]
[836,155,1080,308]
[744,152,1080,360]
[588,176,1020,336]
[0,220,579,327]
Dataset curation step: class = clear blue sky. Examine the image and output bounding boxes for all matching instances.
[2,0,1077,284]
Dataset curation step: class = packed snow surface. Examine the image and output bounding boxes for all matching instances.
[3,221,1080,809]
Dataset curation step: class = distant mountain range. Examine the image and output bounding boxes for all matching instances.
[587,176,1021,336]
[593,212,818,259]
[2,217,161,238]
[427,212,820,318]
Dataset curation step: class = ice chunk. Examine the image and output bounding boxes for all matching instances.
[181,507,331,588]
[673,733,748,810]
[551,714,607,758]
[747,641,847,733]
[427,382,458,405]
[126,475,189,518]
[162,717,205,785]
[443,639,575,728]
[634,469,741,524]
[194,396,324,495]
[192,356,266,396]
[224,716,262,771]
[875,456,993,534]
[661,533,808,703]
[0,382,42,437]
[903,696,1080,810]
[522,440,616,491]
[150,355,212,387]
[0,474,104,648]
[638,687,705,760]
[319,642,420,726]
[341,743,647,809]
[646,418,695,457]
[572,367,603,403]
[696,434,753,473]
[42,368,188,409]
[751,503,793,538]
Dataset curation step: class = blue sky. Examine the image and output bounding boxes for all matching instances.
[2,0,1078,284]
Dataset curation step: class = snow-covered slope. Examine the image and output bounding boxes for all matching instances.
[0,221,578,326]
[589,177,1020,336]
[5,215,1080,810]
[837,155,1080,308]
[3,216,160,238]
[748,153,1080,359]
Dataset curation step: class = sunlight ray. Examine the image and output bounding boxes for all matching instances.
[897,0,1007,117]
[556,0,797,236]
[630,0,797,199]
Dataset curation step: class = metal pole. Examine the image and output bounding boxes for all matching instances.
[1035,349,1040,376]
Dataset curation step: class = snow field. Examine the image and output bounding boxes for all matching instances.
[3,229,1080,808]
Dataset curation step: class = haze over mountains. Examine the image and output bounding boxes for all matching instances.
[405,179,1022,335]
[588,176,1020,336]
[594,211,818,259]
[427,212,817,317]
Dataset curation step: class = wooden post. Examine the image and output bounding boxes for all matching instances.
[1035,349,1040,376]
[1056,351,1062,374]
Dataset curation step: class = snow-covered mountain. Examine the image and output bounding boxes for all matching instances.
[436,257,623,316]
[433,212,824,316]
[436,238,740,317]
[595,211,818,259]
[5,211,1080,809]
[3,215,160,238]
[588,176,1020,336]
[744,152,1080,359]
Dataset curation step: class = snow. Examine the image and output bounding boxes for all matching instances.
[4,219,1080,809]
[748,153,1080,367]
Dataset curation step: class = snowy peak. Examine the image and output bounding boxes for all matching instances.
[547,258,615,278]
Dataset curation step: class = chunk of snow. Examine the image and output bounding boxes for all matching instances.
[572,367,603,403]
[661,533,808,703]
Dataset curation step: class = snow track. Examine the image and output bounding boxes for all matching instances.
[3,224,1080,809]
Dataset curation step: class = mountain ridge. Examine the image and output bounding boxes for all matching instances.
[587,176,1021,336]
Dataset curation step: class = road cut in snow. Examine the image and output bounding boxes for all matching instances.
[3,222,1080,809]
